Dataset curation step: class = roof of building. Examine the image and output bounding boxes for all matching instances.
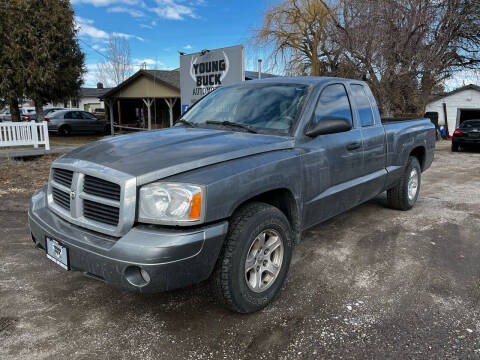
[429,84,480,103]
[80,87,112,97]
[244,71,278,80]
[102,70,180,99]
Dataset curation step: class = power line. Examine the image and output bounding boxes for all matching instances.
[78,38,110,61]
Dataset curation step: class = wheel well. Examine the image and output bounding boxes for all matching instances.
[410,146,426,170]
[234,189,300,242]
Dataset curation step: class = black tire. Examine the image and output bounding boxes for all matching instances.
[451,143,459,152]
[387,156,421,211]
[212,202,293,313]
[58,125,71,136]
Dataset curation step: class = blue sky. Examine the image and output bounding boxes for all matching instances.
[72,0,274,87]
[72,0,477,89]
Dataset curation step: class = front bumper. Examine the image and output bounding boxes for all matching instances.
[28,186,228,293]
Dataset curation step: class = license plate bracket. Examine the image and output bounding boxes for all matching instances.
[46,237,69,270]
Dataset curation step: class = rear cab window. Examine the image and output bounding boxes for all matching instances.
[350,84,375,127]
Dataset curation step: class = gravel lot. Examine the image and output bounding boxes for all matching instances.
[1,141,479,359]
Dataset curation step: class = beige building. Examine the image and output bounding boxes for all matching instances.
[102,69,181,131]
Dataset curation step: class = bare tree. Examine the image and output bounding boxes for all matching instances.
[252,0,339,76]
[252,0,480,116]
[97,36,133,86]
[333,0,480,115]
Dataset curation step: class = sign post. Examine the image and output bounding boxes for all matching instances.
[180,45,245,113]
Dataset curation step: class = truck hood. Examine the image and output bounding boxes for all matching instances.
[63,127,294,185]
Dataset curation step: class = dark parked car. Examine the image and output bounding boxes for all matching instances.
[452,120,480,151]
[45,109,107,135]
[26,107,66,122]
[29,77,435,313]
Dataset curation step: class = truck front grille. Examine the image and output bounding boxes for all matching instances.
[47,164,135,237]
[52,187,70,210]
[83,199,119,226]
[53,168,73,187]
[83,175,121,201]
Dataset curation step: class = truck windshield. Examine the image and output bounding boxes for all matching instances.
[180,83,309,135]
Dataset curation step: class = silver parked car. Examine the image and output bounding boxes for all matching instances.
[27,107,66,122]
[46,109,107,135]
[0,108,35,122]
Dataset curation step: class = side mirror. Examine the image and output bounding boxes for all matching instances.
[305,116,352,137]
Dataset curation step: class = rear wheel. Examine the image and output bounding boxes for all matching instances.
[387,156,421,211]
[212,202,293,313]
[451,143,459,152]
[58,125,71,136]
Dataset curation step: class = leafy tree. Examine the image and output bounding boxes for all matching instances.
[0,0,84,121]
[23,0,85,121]
[0,1,26,121]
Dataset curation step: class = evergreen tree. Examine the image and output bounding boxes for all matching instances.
[24,0,85,121]
[0,1,26,121]
[0,0,84,121]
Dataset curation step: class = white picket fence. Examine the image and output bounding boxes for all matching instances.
[0,121,50,150]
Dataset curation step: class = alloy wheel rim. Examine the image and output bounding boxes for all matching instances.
[408,168,419,201]
[244,229,284,293]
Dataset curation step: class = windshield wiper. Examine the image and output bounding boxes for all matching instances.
[174,119,197,127]
[206,120,258,134]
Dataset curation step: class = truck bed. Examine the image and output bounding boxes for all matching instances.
[381,117,428,124]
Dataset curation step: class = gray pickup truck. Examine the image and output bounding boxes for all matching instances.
[29,77,435,313]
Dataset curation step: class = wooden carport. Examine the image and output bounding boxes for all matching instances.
[101,70,181,134]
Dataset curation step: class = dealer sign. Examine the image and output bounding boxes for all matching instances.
[180,44,244,113]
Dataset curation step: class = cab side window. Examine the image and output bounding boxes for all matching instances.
[314,84,353,126]
[351,84,375,127]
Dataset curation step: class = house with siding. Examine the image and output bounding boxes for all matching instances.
[425,84,480,136]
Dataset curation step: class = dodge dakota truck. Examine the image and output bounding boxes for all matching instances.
[29,77,435,313]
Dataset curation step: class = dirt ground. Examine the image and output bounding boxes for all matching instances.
[49,134,104,147]
[0,141,479,359]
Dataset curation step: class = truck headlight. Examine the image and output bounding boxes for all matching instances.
[138,183,204,224]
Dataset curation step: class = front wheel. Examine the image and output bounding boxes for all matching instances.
[387,156,421,211]
[212,202,293,313]
[58,125,71,136]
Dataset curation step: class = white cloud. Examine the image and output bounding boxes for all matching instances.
[75,17,145,42]
[72,0,140,6]
[75,17,109,39]
[75,16,94,24]
[107,6,145,17]
[112,32,145,42]
[92,44,108,51]
[139,24,153,29]
[133,58,162,65]
[153,0,198,20]
[183,44,192,50]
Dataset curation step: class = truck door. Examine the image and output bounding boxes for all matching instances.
[349,84,387,202]
[302,83,365,228]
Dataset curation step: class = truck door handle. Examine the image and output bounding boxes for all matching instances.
[347,142,361,150]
